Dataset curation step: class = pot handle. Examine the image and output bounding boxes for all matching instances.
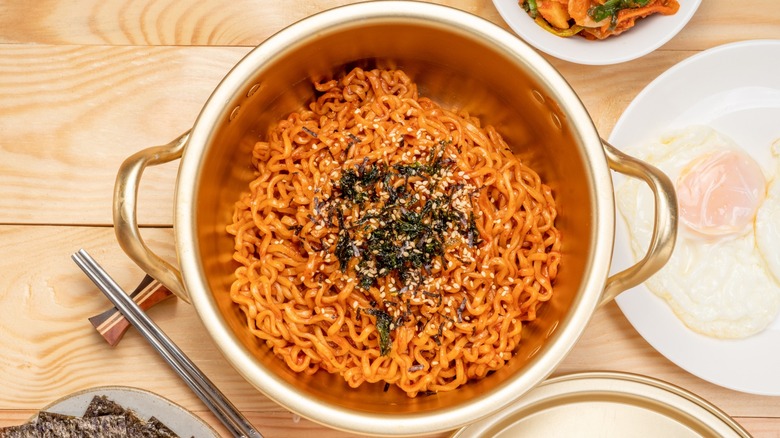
[113,131,191,303]
[600,139,678,307]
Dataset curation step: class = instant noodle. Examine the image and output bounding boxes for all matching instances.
[227,68,561,397]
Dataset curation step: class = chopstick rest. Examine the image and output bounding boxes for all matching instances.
[88,275,174,346]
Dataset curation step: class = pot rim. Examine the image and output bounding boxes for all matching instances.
[176,1,613,435]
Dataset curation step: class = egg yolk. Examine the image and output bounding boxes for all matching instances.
[676,149,766,236]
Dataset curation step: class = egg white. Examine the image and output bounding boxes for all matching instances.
[617,126,780,338]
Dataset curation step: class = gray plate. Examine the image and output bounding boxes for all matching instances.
[41,386,219,437]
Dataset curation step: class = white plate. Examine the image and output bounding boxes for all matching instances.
[609,40,780,395]
[492,0,701,65]
[42,386,219,437]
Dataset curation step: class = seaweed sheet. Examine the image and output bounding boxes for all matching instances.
[0,395,183,438]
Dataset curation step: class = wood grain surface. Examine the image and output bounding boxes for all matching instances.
[1,1,779,437]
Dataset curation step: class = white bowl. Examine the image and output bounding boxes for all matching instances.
[492,0,702,65]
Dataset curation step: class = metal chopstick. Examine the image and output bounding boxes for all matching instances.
[72,249,263,438]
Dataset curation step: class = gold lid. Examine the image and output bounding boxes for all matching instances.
[453,372,751,437]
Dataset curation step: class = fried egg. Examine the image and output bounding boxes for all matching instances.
[617,126,780,338]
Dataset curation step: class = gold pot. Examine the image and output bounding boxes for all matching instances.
[113,1,677,435]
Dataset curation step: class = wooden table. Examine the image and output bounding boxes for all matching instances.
[1,1,778,436]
